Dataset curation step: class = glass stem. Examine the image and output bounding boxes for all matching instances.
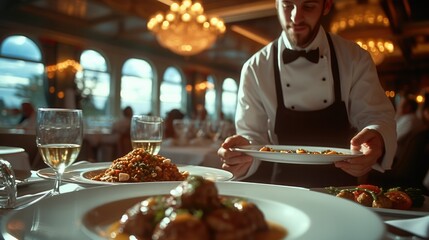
[52,171,63,195]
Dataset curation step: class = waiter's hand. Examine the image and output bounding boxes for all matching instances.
[334,128,384,177]
[217,135,253,178]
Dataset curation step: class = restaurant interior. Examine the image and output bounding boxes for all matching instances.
[0,0,427,162]
[1,0,429,114]
[0,1,428,109]
[1,0,429,238]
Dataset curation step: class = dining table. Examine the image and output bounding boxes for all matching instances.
[0,128,120,168]
[1,160,428,240]
[158,138,223,169]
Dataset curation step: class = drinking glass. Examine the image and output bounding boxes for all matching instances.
[130,115,163,154]
[0,159,16,208]
[36,108,83,196]
[173,119,191,146]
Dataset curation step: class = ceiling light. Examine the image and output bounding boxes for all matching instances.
[147,0,226,56]
[330,0,395,65]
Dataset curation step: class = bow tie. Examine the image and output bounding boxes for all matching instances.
[283,48,320,64]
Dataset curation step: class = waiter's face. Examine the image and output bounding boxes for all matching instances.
[277,0,332,48]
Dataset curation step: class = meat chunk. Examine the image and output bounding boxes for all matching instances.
[170,175,221,211]
[119,196,168,239]
[205,200,268,240]
[117,175,273,240]
[153,210,209,240]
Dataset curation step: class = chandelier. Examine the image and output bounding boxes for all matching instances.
[330,1,395,65]
[147,0,226,56]
[50,0,87,18]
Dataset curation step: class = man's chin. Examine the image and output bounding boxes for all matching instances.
[287,30,312,47]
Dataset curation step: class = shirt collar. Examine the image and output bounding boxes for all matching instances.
[280,27,329,58]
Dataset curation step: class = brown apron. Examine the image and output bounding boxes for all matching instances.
[247,34,357,187]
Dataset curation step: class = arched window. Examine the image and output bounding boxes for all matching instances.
[121,58,153,115]
[160,67,183,117]
[205,75,216,119]
[0,35,45,127]
[221,78,238,121]
[75,50,111,117]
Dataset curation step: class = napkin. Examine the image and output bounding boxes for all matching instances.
[385,215,429,239]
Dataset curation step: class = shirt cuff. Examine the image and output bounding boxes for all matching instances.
[233,158,260,181]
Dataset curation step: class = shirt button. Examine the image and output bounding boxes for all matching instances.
[322,77,326,81]
[320,55,324,59]
[323,99,327,103]
[286,83,290,87]
[291,106,295,109]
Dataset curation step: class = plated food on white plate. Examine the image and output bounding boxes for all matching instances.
[37,148,233,185]
[1,178,385,240]
[320,184,429,217]
[90,148,188,183]
[98,175,286,240]
[230,145,362,164]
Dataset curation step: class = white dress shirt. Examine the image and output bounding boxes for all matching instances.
[235,28,397,178]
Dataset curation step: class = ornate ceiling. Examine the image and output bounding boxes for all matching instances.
[0,0,428,78]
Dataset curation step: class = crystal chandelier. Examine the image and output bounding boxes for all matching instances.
[330,1,395,65]
[147,0,226,56]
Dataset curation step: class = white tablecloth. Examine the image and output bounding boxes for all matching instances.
[84,130,119,162]
[159,139,222,169]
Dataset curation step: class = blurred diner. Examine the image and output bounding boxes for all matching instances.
[164,108,185,139]
[111,106,133,156]
[368,92,429,194]
[421,94,429,128]
[17,102,36,132]
[395,95,425,150]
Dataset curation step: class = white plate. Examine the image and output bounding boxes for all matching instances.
[231,145,362,164]
[371,196,429,218]
[36,162,233,185]
[1,182,385,240]
[312,188,429,218]
[373,205,429,218]
[0,146,25,155]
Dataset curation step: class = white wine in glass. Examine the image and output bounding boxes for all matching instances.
[130,115,163,155]
[36,108,83,196]
[131,140,162,155]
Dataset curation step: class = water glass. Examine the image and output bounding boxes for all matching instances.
[130,115,163,154]
[173,119,191,146]
[0,159,16,209]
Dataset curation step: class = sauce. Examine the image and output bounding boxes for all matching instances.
[104,221,287,240]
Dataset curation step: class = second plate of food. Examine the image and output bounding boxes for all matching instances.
[37,162,234,185]
[230,145,362,164]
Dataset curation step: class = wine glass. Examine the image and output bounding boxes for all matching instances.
[173,119,191,146]
[130,115,163,154]
[36,108,83,196]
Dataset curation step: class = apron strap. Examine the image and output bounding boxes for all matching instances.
[326,33,342,102]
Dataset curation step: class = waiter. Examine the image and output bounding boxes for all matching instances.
[217,0,397,187]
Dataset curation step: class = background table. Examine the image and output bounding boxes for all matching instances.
[159,139,222,169]
[0,146,31,171]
